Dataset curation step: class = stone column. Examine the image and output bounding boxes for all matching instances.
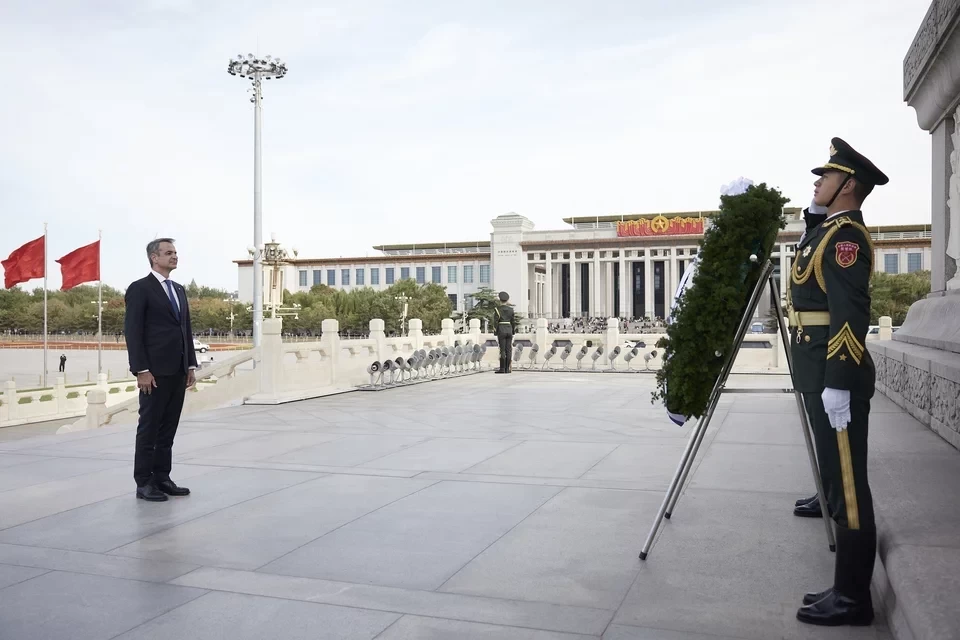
[569,255,577,318]
[544,254,553,320]
[440,318,455,346]
[535,317,549,363]
[644,254,654,320]
[408,318,424,350]
[369,318,386,361]
[4,381,17,422]
[259,317,284,398]
[592,252,600,316]
[469,318,482,344]
[320,319,341,384]
[869,1,960,450]
[619,253,628,318]
[606,262,614,318]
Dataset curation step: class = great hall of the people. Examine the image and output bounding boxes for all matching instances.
[236,208,932,322]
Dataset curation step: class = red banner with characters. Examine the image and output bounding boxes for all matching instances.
[616,215,704,238]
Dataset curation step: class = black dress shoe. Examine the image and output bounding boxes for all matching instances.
[797,589,873,626]
[156,479,190,496]
[793,498,832,518]
[802,587,833,606]
[136,485,168,502]
[795,494,818,507]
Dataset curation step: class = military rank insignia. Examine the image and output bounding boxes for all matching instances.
[802,246,812,258]
[835,241,859,268]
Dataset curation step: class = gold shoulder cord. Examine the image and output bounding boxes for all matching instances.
[792,219,875,292]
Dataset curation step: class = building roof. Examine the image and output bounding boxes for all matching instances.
[372,241,491,251]
[562,207,804,226]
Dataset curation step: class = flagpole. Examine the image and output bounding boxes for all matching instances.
[97,229,103,375]
[43,222,48,387]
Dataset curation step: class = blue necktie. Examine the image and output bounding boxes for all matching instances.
[165,280,181,321]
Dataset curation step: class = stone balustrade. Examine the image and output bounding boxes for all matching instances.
[38,314,792,432]
[0,374,138,428]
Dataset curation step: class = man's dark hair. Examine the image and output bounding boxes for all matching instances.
[852,180,874,204]
[147,238,175,267]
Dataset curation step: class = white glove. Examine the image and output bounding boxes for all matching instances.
[821,387,851,431]
[808,198,828,215]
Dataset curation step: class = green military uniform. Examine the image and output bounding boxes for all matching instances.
[494,291,515,374]
[788,138,888,627]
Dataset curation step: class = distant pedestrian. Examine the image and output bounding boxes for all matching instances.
[59,354,66,373]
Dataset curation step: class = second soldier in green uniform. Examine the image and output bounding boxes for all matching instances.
[494,291,514,374]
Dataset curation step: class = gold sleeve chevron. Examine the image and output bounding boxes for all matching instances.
[827,322,865,365]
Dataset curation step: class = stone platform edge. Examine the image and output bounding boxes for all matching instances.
[868,340,960,451]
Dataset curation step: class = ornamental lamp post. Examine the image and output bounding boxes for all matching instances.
[227,53,288,349]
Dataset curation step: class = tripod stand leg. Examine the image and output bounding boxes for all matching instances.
[639,411,708,560]
[640,260,773,559]
[665,400,716,518]
[771,278,836,551]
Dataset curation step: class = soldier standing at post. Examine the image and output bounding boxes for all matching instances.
[494,291,514,374]
[788,138,887,626]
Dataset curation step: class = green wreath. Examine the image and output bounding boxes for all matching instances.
[652,183,788,419]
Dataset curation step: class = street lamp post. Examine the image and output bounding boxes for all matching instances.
[227,53,288,349]
[395,293,410,336]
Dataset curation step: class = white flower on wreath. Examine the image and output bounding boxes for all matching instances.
[720,177,754,198]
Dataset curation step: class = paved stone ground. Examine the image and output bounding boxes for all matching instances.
[0,372,896,639]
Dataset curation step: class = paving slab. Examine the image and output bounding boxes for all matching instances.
[0,570,207,640]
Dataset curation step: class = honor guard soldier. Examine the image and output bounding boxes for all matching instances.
[788,138,888,626]
[494,291,515,374]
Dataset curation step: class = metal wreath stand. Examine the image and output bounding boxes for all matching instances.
[639,256,836,560]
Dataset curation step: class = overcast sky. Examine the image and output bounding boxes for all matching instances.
[0,0,934,291]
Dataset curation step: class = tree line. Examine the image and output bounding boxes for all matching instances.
[0,279,456,337]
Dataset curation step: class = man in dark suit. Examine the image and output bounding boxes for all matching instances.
[124,238,198,502]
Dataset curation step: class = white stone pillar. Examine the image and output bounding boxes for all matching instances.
[260,317,284,398]
[592,252,600,317]
[544,254,553,320]
[604,317,619,351]
[879,315,893,341]
[457,260,464,314]
[605,262,614,318]
[55,375,66,415]
[569,256,577,318]
[644,255,654,320]
[4,380,17,422]
[83,389,107,430]
[369,318,386,361]
[408,318,424,350]
[535,317,549,363]
[620,249,633,318]
[469,318,482,344]
[320,319,341,384]
[440,318,455,346]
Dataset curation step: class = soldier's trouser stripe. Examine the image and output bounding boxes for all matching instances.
[836,429,860,530]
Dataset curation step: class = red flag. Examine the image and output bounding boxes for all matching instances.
[56,240,100,290]
[2,236,45,289]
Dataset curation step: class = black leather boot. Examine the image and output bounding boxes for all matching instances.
[797,526,875,626]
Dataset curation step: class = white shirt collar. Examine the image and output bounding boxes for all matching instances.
[151,270,171,285]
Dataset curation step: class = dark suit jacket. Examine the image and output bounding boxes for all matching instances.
[124,274,198,376]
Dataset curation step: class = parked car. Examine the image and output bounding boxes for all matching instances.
[193,338,209,353]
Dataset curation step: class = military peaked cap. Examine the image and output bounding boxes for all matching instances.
[811,137,889,186]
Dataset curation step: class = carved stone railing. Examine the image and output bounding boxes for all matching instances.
[59,348,261,433]
[0,374,138,428]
